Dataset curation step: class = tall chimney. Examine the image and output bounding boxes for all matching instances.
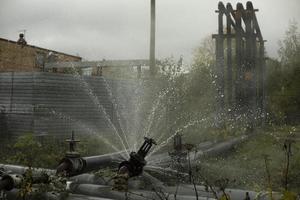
[149,0,156,76]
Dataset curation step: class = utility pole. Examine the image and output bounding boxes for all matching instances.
[150,0,156,76]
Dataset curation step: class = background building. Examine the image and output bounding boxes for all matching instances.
[0,35,132,138]
[0,34,81,73]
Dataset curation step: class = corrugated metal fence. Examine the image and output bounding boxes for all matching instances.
[0,72,123,136]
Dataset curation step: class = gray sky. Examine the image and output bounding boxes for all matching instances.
[0,0,299,63]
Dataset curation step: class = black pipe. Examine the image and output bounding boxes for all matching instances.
[57,150,127,177]
[57,132,128,177]
[0,174,21,191]
[58,137,155,177]
[0,177,13,191]
[118,137,156,178]
[0,172,49,191]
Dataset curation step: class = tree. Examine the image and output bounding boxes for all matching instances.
[266,21,300,124]
[278,21,300,66]
[5,133,66,168]
[193,36,215,69]
[12,133,42,167]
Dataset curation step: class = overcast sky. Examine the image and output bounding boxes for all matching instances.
[0,0,299,63]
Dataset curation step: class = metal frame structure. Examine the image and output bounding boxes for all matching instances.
[213,1,266,127]
[44,60,150,69]
[45,59,150,78]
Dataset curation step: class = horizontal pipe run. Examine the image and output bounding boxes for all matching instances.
[57,150,128,177]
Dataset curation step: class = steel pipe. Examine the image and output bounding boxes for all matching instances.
[57,150,128,177]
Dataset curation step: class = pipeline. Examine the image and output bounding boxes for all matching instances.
[0,173,49,191]
[68,182,281,200]
[68,183,216,200]
[70,173,147,190]
[4,189,114,200]
[197,135,248,158]
[0,164,54,175]
[148,135,249,168]
[0,164,52,193]
[0,174,22,191]
[56,150,128,177]
[2,182,280,200]
[0,135,248,191]
[56,132,128,177]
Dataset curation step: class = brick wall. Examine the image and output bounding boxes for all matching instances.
[0,38,81,73]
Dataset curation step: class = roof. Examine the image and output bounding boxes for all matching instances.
[0,37,82,60]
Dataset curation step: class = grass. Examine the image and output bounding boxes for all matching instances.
[197,125,300,193]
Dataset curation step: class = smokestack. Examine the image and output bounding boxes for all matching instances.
[149,0,156,76]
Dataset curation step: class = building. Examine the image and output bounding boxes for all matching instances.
[0,35,119,137]
[0,34,81,73]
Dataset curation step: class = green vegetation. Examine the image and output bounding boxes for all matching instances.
[0,133,115,169]
[198,126,300,192]
[187,21,300,196]
[0,133,65,168]
[266,21,300,125]
[146,21,300,196]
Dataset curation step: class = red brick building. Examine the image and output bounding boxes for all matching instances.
[0,35,81,72]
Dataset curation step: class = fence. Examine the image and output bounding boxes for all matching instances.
[0,72,134,137]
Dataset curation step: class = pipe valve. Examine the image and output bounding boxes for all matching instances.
[118,137,156,178]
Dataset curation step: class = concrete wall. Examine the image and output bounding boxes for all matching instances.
[0,38,81,73]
